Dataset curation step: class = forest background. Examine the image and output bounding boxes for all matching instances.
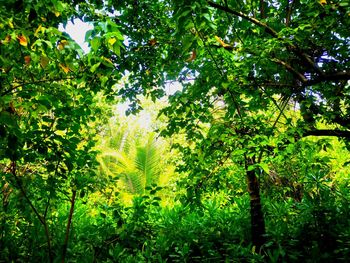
[0,0,350,262]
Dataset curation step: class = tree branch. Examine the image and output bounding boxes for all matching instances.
[271,58,307,83]
[207,1,278,37]
[259,0,266,19]
[207,1,324,76]
[285,0,294,26]
[303,129,350,139]
[11,161,53,263]
[210,44,234,51]
[11,162,45,225]
[1,77,75,96]
[305,71,350,86]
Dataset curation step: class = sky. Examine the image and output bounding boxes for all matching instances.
[59,19,181,130]
[58,19,93,53]
[59,18,182,93]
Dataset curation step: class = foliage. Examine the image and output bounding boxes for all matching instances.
[98,129,161,194]
[1,0,350,262]
[103,0,350,247]
[96,100,177,203]
[0,1,122,262]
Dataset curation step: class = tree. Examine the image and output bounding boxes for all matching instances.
[0,1,122,261]
[97,0,350,248]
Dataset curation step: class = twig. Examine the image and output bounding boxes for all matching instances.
[207,1,324,76]
[1,77,75,96]
[11,161,53,263]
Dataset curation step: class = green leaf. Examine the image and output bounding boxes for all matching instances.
[90,62,101,73]
[258,163,270,174]
[247,165,256,171]
[90,37,101,51]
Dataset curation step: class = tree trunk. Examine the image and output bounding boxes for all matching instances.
[62,189,77,263]
[245,159,266,249]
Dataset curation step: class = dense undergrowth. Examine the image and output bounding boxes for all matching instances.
[1,114,350,262]
[1,109,349,262]
[2,178,350,262]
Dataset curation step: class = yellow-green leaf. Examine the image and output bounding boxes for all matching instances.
[40,56,49,68]
[108,37,117,46]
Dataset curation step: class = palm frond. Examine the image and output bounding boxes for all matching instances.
[122,171,144,195]
[135,134,161,189]
[97,124,165,195]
